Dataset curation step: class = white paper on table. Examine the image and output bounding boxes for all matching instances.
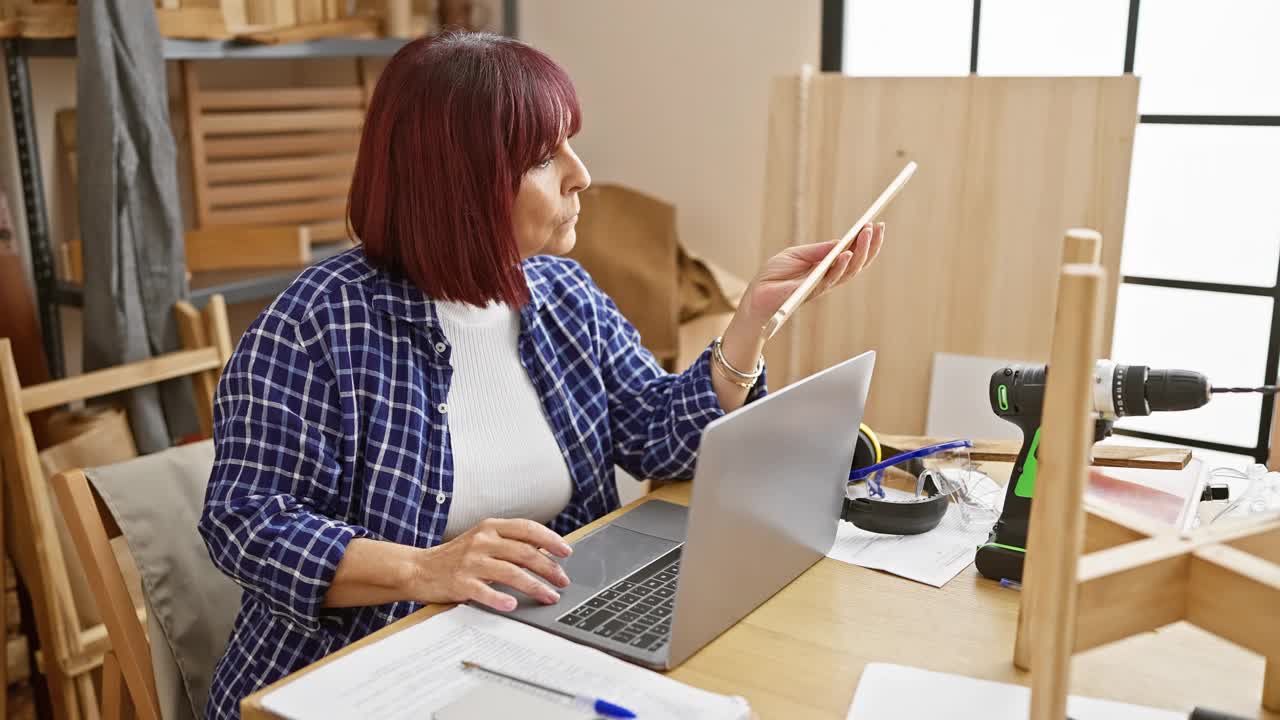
[260,605,751,720]
[848,663,1182,720]
[826,488,995,587]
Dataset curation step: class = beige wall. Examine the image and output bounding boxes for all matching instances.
[518,1,822,281]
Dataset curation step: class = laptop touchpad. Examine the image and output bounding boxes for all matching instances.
[561,525,679,590]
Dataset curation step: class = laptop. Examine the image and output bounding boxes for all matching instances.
[476,350,875,670]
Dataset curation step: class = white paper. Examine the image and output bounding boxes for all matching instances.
[261,605,750,720]
[827,489,994,587]
[848,663,1182,720]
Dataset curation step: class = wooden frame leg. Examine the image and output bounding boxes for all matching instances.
[1265,658,1279,713]
[77,672,101,720]
[101,651,129,720]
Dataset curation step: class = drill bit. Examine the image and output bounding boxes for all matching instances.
[1211,385,1280,394]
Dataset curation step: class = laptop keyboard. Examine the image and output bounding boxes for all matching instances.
[555,547,682,652]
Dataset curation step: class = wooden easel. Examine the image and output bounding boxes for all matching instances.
[1017,229,1280,719]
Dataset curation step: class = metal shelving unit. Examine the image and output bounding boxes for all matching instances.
[3,0,517,379]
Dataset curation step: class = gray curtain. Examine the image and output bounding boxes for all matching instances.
[77,0,197,452]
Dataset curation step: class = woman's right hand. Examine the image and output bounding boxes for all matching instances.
[414,518,573,611]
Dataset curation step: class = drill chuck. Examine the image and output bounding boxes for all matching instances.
[1104,362,1212,418]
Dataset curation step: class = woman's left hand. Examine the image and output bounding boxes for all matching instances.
[737,222,885,331]
[711,223,884,412]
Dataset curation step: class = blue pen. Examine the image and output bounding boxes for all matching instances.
[461,660,637,718]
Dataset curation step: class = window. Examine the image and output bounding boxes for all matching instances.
[825,0,1280,464]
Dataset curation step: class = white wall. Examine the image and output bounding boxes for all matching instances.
[518,1,822,281]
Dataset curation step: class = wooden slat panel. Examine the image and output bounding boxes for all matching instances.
[305,220,350,244]
[183,61,213,227]
[206,153,356,183]
[20,349,223,413]
[184,225,309,271]
[207,177,351,207]
[205,131,361,159]
[200,87,365,111]
[207,197,347,226]
[296,0,326,24]
[201,109,364,136]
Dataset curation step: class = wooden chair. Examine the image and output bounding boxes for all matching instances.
[0,295,232,720]
[1015,230,1280,719]
[49,471,156,720]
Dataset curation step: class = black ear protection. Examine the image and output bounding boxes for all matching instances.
[841,428,952,536]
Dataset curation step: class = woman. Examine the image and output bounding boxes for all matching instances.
[199,32,883,718]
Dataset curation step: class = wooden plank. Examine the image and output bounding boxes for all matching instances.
[233,15,380,44]
[100,651,126,720]
[1266,659,1279,713]
[207,197,346,226]
[20,349,222,414]
[182,61,213,228]
[0,340,78,719]
[760,76,1140,435]
[8,634,29,684]
[155,7,232,39]
[185,225,310,271]
[206,177,351,207]
[205,296,234,372]
[1187,544,1280,660]
[15,5,76,38]
[1074,536,1190,653]
[52,471,161,720]
[201,108,364,136]
[296,0,327,25]
[175,302,216,439]
[877,434,1191,470]
[1227,523,1280,566]
[205,131,361,159]
[1082,504,1153,554]
[305,220,350,244]
[206,153,356,183]
[1020,261,1104,720]
[200,87,365,111]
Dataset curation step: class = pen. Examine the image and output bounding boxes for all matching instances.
[999,578,1021,591]
[460,660,637,719]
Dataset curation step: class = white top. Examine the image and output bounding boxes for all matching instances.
[437,300,573,541]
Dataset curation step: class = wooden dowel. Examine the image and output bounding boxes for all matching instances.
[765,161,916,340]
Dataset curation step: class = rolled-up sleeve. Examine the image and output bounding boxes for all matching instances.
[198,313,370,632]
[587,274,767,481]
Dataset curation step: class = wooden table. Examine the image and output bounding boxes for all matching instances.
[244,481,1278,719]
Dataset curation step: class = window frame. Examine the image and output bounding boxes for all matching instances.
[822,0,1280,463]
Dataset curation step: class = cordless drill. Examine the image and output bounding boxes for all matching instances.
[973,360,1213,583]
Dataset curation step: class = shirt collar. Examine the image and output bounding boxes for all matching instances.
[368,259,551,327]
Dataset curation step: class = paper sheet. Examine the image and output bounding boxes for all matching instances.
[826,489,994,587]
[847,663,1182,720]
[261,605,751,720]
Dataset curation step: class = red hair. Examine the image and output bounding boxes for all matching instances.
[348,32,582,306]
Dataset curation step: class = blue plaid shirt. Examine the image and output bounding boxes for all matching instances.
[199,247,764,718]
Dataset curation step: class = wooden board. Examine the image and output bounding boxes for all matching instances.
[155,8,232,39]
[233,15,380,44]
[876,434,1191,471]
[759,76,1140,435]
